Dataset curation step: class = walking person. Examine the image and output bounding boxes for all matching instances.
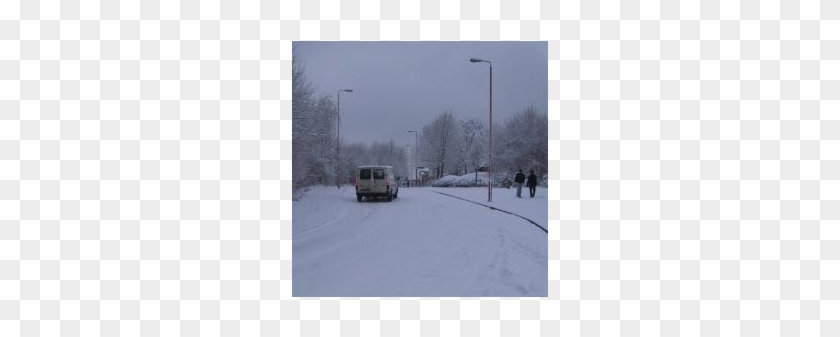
[527,170,538,198]
[514,169,526,198]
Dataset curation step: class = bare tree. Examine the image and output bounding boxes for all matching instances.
[460,118,485,175]
[420,111,459,178]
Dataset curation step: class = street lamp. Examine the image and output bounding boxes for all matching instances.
[404,144,412,187]
[336,89,354,188]
[470,58,492,202]
[407,130,418,186]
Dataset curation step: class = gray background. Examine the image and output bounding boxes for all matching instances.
[0,0,839,336]
[293,41,548,145]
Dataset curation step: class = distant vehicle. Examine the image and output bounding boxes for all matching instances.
[355,165,400,202]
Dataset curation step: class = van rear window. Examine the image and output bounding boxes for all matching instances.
[373,169,385,179]
[359,169,371,179]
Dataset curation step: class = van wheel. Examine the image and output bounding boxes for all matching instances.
[357,195,362,202]
[387,193,393,202]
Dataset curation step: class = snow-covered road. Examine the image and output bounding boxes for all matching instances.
[293,186,548,297]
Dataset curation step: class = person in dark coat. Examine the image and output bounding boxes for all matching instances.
[514,169,526,198]
[526,170,538,197]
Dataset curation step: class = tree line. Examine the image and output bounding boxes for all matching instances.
[293,52,408,191]
[293,51,547,192]
[417,107,547,181]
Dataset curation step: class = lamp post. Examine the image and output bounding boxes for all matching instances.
[407,130,418,186]
[470,58,492,202]
[404,144,412,187]
[336,89,354,188]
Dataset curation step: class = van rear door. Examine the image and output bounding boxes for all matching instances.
[372,168,386,193]
[358,168,372,192]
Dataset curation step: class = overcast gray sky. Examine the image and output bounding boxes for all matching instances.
[293,41,548,145]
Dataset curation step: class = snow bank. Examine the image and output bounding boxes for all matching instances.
[430,171,548,188]
[430,172,489,187]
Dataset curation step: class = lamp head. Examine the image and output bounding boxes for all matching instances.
[469,58,483,63]
[341,89,354,93]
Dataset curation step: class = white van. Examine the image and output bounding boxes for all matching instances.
[355,165,399,202]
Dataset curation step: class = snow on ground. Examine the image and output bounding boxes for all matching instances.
[426,186,548,231]
[293,185,547,297]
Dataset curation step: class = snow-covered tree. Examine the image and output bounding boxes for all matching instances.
[493,106,548,176]
[419,111,460,178]
[292,49,338,191]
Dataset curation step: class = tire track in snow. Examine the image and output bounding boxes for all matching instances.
[429,190,548,233]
